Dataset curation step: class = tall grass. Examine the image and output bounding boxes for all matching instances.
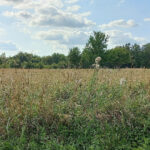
[0,69,150,149]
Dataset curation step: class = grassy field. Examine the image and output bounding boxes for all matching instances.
[0,69,150,150]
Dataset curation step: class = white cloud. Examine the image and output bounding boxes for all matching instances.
[35,29,90,45]
[105,30,147,48]
[144,18,150,22]
[0,0,95,55]
[0,41,17,51]
[100,19,138,29]
[31,6,94,28]
[3,1,94,28]
[0,0,24,5]
[65,0,79,4]
[2,0,146,56]
[33,29,91,55]
[66,5,80,12]
[3,11,32,19]
[80,12,91,17]
[0,0,64,9]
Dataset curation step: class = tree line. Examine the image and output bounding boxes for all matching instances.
[0,31,150,69]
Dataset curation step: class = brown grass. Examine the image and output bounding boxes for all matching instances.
[0,68,150,137]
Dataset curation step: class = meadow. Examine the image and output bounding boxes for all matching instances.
[0,69,150,150]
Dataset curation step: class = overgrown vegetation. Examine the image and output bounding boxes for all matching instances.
[0,69,150,149]
[1,31,150,69]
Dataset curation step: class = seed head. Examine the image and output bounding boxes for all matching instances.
[95,57,101,64]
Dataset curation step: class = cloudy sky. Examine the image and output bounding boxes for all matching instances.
[0,0,150,56]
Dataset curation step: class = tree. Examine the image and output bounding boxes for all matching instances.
[0,53,6,65]
[51,53,67,64]
[130,44,142,68]
[22,61,34,69]
[9,59,21,68]
[105,46,131,68]
[14,52,33,63]
[12,52,33,68]
[141,43,150,68]
[80,48,93,68]
[42,56,52,65]
[68,47,81,68]
[81,31,108,67]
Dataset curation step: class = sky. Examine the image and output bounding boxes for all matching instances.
[0,0,150,56]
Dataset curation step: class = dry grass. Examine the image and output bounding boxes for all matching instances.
[0,69,150,149]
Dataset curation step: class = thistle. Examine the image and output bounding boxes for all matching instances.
[95,57,101,64]
[93,56,101,70]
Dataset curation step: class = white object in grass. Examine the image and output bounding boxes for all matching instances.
[120,78,126,85]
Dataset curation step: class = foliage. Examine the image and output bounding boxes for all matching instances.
[141,43,150,68]
[68,47,81,68]
[105,46,131,68]
[0,31,150,69]
[81,31,108,68]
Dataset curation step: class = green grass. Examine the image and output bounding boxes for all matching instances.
[0,69,150,150]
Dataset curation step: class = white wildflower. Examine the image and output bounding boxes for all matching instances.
[92,56,101,70]
[120,78,126,85]
[95,57,101,64]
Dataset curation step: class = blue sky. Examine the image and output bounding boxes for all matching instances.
[0,0,150,56]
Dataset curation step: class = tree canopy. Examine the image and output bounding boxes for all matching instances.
[0,31,150,69]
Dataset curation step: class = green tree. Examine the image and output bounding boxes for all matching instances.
[31,55,41,64]
[80,48,93,68]
[105,46,131,68]
[0,53,6,65]
[68,47,81,68]
[9,59,21,68]
[42,56,52,65]
[81,31,108,68]
[22,61,34,69]
[14,52,33,63]
[0,53,8,68]
[51,53,67,64]
[130,44,142,68]
[141,43,150,68]
[12,52,33,68]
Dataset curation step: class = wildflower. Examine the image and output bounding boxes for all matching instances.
[95,57,101,64]
[120,78,126,85]
[92,56,101,70]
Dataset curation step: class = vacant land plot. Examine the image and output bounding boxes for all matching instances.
[0,69,150,150]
